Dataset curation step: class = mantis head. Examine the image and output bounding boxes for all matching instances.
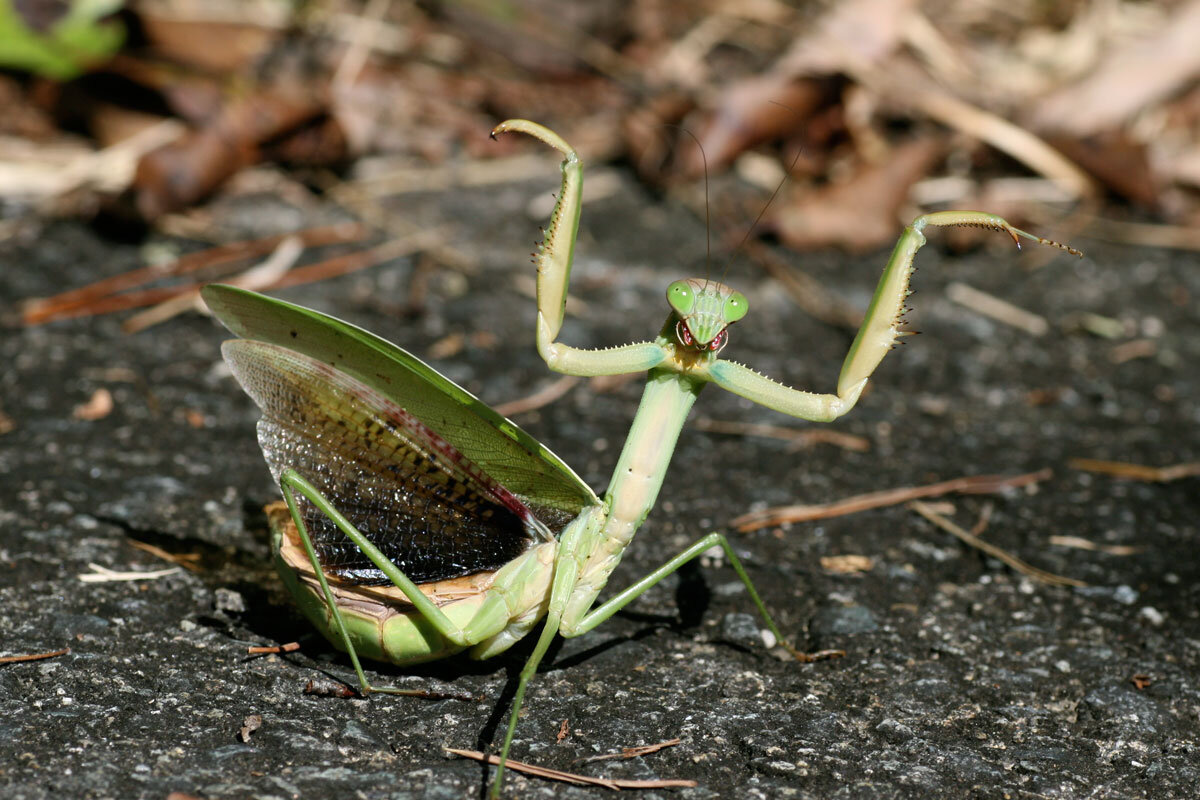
[666,279,748,353]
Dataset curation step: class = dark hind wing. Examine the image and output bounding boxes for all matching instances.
[224,339,543,584]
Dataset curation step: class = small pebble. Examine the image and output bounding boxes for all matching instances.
[1138,606,1165,627]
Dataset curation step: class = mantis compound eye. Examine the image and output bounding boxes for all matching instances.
[722,291,748,324]
[666,281,696,316]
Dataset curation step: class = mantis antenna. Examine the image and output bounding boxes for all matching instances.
[723,100,809,285]
[663,123,712,281]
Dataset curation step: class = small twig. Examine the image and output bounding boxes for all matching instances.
[970,501,994,536]
[819,554,874,574]
[581,738,683,763]
[247,642,301,655]
[733,468,1051,532]
[695,418,870,452]
[332,0,391,93]
[127,540,203,571]
[864,69,1095,199]
[0,118,185,201]
[78,563,182,583]
[445,749,697,790]
[72,388,114,420]
[908,500,1085,587]
[30,229,443,326]
[945,282,1049,337]
[557,719,570,743]
[493,376,581,418]
[1070,458,1200,483]
[356,153,558,197]
[745,240,865,331]
[1108,339,1156,364]
[121,236,304,333]
[0,647,70,664]
[1048,536,1141,556]
[20,222,368,325]
[1080,217,1200,251]
[274,230,448,289]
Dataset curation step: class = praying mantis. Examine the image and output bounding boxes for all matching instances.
[202,119,1080,796]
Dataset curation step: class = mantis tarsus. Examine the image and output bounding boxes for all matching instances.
[203,119,1080,796]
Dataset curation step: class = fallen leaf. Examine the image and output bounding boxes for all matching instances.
[1048,132,1159,208]
[690,76,833,174]
[1029,0,1200,136]
[770,136,946,251]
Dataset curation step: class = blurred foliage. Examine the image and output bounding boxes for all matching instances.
[0,0,124,79]
[2,0,1199,255]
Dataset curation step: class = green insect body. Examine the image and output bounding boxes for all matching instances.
[204,118,1079,797]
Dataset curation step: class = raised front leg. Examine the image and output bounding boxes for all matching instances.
[708,212,1080,421]
[491,119,669,377]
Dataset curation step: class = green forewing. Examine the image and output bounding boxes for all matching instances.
[202,284,598,514]
[226,339,548,583]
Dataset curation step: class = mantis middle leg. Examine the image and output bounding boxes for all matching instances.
[280,469,531,694]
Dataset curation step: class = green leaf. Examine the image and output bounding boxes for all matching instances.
[0,0,124,79]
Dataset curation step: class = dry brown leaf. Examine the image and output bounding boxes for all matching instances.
[1029,0,1200,136]
[866,57,1095,200]
[770,136,946,251]
[775,0,919,77]
[134,88,331,219]
[1048,133,1159,208]
[690,77,832,174]
[691,0,917,174]
[138,13,281,73]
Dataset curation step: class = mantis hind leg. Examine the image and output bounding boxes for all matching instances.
[278,468,496,695]
[487,609,563,798]
[562,532,840,662]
